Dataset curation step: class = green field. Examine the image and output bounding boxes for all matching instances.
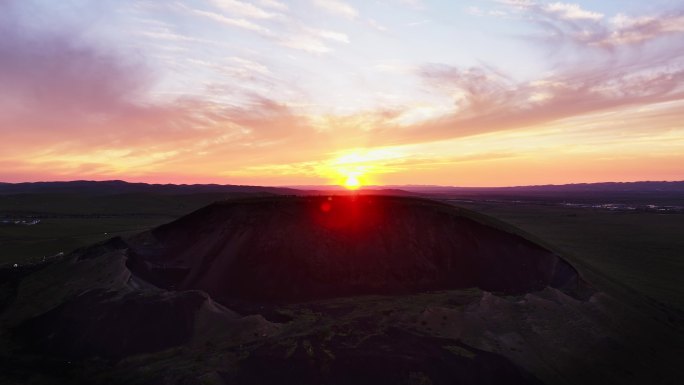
[443,199,684,313]
[0,193,262,265]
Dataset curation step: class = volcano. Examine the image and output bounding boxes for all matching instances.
[6,195,676,385]
[125,195,582,303]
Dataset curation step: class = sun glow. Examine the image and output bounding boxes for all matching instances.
[344,174,361,190]
[325,148,402,189]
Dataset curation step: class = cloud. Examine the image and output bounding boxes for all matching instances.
[419,65,515,113]
[304,27,350,43]
[467,6,485,16]
[0,2,151,129]
[367,18,388,32]
[543,2,603,21]
[2,0,683,185]
[227,57,272,76]
[394,60,684,144]
[257,0,288,11]
[0,0,363,182]
[311,0,358,19]
[0,1,323,177]
[604,12,684,46]
[279,35,331,53]
[184,1,684,156]
[191,9,273,35]
[187,4,348,53]
[499,1,684,49]
[209,0,278,19]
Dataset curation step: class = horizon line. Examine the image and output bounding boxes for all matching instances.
[2,178,684,190]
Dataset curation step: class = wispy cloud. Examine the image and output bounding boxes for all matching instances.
[257,0,288,11]
[191,8,273,35]
[311,0,358,19]
[227,57,272,76]
[367,18,388,32]
[543,2,603,21]
[209,0,279,19]
[603,12,684,46]
[407,62,684,143]
[188,5,349,53]
[277,24,350,53]
[0,1,350,181]
[279,35,332,53]
[500,1,684,49]
[305,27,350,43]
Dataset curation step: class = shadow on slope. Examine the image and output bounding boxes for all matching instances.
[126,195,586,303]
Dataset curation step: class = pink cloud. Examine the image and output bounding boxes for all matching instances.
[385,62,684,145]
[357,2,684,146]
[501,1,684,50]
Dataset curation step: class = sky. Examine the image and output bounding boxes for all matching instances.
[1,0,683,187]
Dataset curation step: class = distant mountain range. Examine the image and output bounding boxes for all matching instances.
[0,179,683,195]
[291,181,684,193]
[0,180,298,195]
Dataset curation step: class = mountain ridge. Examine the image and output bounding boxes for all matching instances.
[2,179,684,195]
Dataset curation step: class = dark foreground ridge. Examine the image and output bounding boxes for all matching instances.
[126,195,583,303]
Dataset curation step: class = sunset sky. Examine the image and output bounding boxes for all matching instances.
[1,0,683,186]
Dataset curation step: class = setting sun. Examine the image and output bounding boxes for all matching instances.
[344,175,361,190]
[323,150,384,189]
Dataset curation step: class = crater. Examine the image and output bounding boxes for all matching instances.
[125,195,584,303]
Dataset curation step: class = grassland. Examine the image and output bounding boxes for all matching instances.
[441,197,684,313]
[0,193,264,265]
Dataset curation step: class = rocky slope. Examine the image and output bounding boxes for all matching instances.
[125,195,583,303]
[1,195,681,385]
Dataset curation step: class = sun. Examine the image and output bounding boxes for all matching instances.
[344,174,361,190]
[325,150,383,190]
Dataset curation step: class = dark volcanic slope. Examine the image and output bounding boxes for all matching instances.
[126,195,581,302]
[5,195,682,385]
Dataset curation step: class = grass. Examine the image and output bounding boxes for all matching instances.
[0,217,167,264]
[0,192,261,265]
[444,199,684,312]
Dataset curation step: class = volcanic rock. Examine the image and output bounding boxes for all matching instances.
[125,195,583,303]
